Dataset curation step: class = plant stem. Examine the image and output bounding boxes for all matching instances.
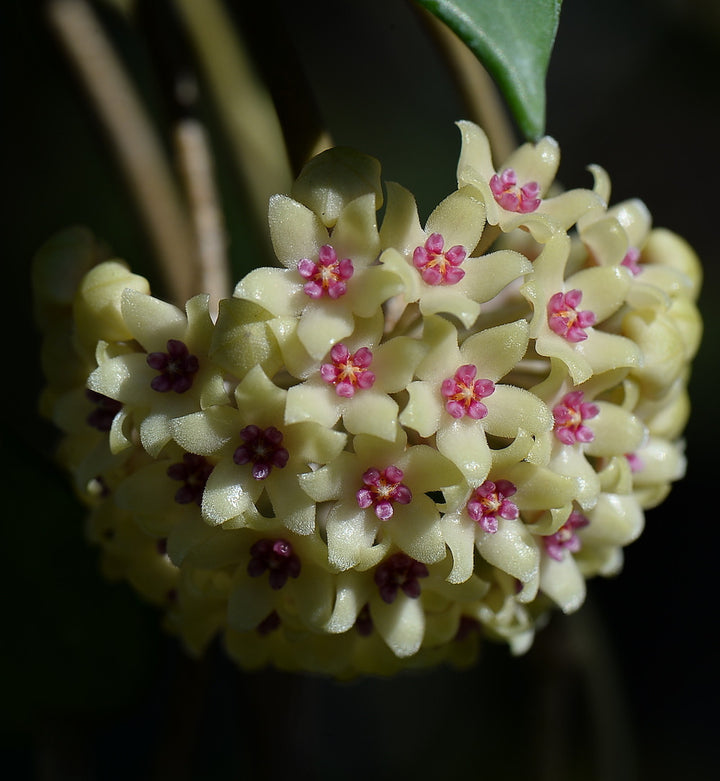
[172,0,293,263]
[47,0,199,305]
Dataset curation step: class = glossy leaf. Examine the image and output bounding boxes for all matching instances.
[417,0,562,140]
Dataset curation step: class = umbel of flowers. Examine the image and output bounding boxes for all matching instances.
[34,122,702,677]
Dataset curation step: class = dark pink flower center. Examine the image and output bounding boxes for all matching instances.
[490,168,541,213]
[466,479,519,533]
[233,425,289,480]
[412,232,467,286]
[247,538,301,589]
[547,289,596,342]
[621,247,642,276]
[320,343,375,397]
[374,552,429,604]
[625,452,644,473]
[552,391,599,445]
[297,244,354,299]
[441,364,495,419]
[166,453,214,505]
[356,465,412,520]
[543,510,589,561]
[85,389,123,431]
[147,339,200,393]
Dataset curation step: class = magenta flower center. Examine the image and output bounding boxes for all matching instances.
[374,552,429,604]
[489,168,541,213]
[233,425,289,480]
[547,289,596,342]
[85,389,123,432]
[625,452,644,473]
[356,465,412,521]
[412,232,467,286]
[146,339,200,393]
[543,510,589,561]
[621,247,642,276]
[552,390,599,445]
[167,453,214,505]
[320,343,376,398]
[297,244,354,299]
[441,364,495,419]
[247,538,301,590]
[466,479,519,533]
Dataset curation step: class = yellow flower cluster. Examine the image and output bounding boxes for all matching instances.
[34,123,702,676]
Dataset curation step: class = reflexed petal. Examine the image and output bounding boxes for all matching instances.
[297,301,355,360]
[483,385,553,440]
[372,592,425,658]
[342,392,399,441]
[476,517,540,584]
[399,381,443,437]
[285,383,341,428]
[389,499,446,564]
[425,186,486,251]
[461,320,530,381]
[459,251,533,305]
[268,194,327,267]
[539,552,586,614]
[584,403,646,458]
[436,419,492,483]
[171,407,237,455]
[233,267,304,317]
[201,458,261,525]
[121,288,186,352]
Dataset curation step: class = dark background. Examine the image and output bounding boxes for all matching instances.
[2,0,718,778]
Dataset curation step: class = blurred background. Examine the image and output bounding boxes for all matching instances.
[2,0,718,778]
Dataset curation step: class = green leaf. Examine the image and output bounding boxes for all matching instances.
[417,0,562,140]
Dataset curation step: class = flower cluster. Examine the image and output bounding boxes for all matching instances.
[34,122,702,676]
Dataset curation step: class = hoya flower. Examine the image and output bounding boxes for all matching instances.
[379,182,533,327]
[87,288,228,456]
[86,498,179,607]
[538,367,647,510]
[171,365,346,535]
[299,429,462,571]
[234,149,402,361]
[456,121,604,235]
[522,231,642,384]
[441,454,579,591]
[321,556,489,659]
[400,315,553,480]
[112,442,216,542]
[284,313,426,441]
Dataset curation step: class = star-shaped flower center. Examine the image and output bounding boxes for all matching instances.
[547,289,596,342]
[489,168,541,213]
[233,425,289,480]
[553,391,599,445]
[412,232,467,285]
[356,465,412,520]
[320,343,376,397]
[247,538,301,589]
[441,364,495,419]
[146,339,200,393]
[297,244,354,299]
[466,479,519,533]
[374,552,429,604]
[167,453,214,505]
[543,510,589,561]
[621,247,642,276]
